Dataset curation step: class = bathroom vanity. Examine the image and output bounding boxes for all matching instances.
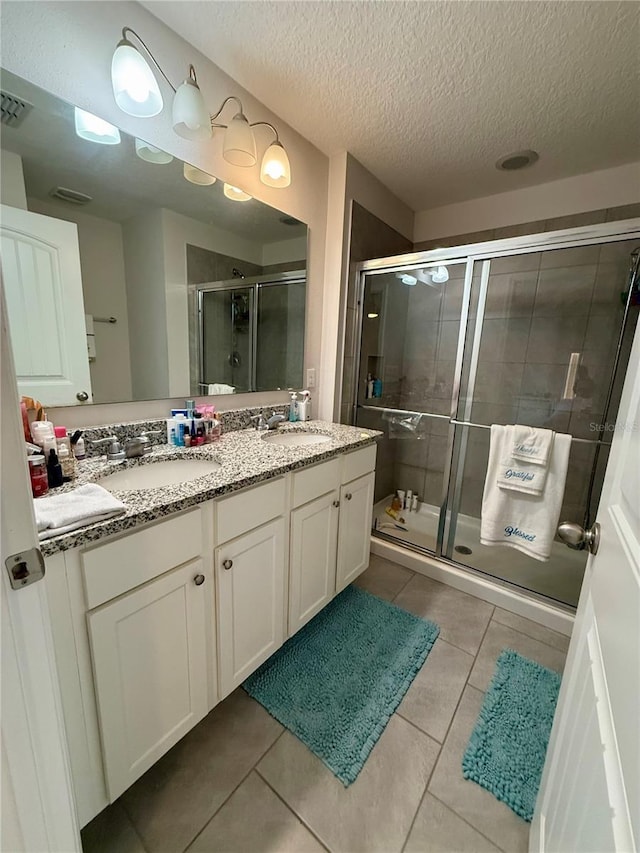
[42,421,378,826]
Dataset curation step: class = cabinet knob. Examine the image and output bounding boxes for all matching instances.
[222,559,233,570]
[194,574,205,586]
[332,500,340,508]
[345,493,353,500]
[76,391,89,402]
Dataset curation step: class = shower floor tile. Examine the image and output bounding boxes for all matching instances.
[83,561,571,853]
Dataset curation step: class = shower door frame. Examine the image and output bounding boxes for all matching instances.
[195,269,306,393]
[351,218,640,594]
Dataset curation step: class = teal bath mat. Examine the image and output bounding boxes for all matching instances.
[244,585,439,785]
[462,649,561,822]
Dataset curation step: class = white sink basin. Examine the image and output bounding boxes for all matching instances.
[98,459,221,491]
[262,432,332,447]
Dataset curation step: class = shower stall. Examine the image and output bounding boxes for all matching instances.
[350,219,640,611]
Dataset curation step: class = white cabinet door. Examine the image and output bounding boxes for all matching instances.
[217,518,285,698]
[289,490,339,635]
[1,205,92,406]
[87,560,209,801]
[336,471,375,593]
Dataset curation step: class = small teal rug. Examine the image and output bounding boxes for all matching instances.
[462,649,561,822]
[244,585,439,785]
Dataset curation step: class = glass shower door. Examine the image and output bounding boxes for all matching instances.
[354,259,472,552]
[200,287,254,392]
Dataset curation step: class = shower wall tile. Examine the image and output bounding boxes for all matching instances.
[395,464,428,499]
[590,263,631,314]
[473,361,524,406]
[516,403,571,433]
[481,252,542,276]
[492,221,546,239]
[482,271,538,319]
[433,361,456,400]
[423,469,445,506]
[525,316,588,364]
[544,210,608,231]
[426,434,449,473]
[520,363,568,405]
[539,245,601,269]
[436,322,461,361]
[441,278,467,320]
[478,318,530,363]
[606,202,640,221]
[395,437,430,469]
[569,410,603,440]
[470,402,519,426]
[533,266,596,316]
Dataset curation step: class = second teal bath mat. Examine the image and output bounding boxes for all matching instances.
[462,649,561,821]
[244,585,439,785]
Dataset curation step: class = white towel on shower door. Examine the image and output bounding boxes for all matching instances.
[496,426,550,495]
[480,424,571,561]
[511,424,554,466]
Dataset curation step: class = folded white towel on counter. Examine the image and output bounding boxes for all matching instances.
[481,424,571,561]
[34,484,126,541]
[511,425,554,466]
[208,383,236,395]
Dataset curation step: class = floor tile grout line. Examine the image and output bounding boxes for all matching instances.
[489,613,571,654]
[428,790,509,853]
[254,767,332,853]
[395,708,445,744]
[101,802,150,853]
[176,726,287,853]
[390,570,417,602]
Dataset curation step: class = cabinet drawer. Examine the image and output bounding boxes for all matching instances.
[341,444,377,484]
[82,510,202,609]
[291,458,340,508]
[216,477,286,544]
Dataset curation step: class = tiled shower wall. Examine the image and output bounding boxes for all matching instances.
[344,202,640,518]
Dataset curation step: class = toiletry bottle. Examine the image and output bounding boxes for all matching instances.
[57,442,77,479]
[173,415,186,446]
[406,490,413,511]
[298,390,311,421]
[72,435,86,460]
[47,448,64,488]
[28,454,49,497]
[190,419,197,443]
[411,494,419,513]
[170,428,177,446]
[185,399,195,419]
[373,376,383,398]
[289,392,298,422]
[366,374,374,399]
[54,426,71,456]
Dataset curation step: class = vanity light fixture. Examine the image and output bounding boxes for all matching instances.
[223,183,252,202]
[398,273,418,286]
[74,108,121,145]
[135,138,173,164]
[110,26,292,187]
[367,312,379,319]
[428,265,449,284]
[183,163,217,185]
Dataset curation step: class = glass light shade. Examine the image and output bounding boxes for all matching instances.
[172,79,212,140]
[260,141,291,188]
[223,114,257,167]
[398,274,417,286]
[111,40,163,117]
[74,108,121,145]
[430,265,450,283]
[135,138,173,164]
[183,163,217,186]
[223,183,252,202]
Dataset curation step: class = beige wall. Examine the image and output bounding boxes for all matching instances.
[413,162,640,243]
[0,150,27,209]
[1,0,331,420]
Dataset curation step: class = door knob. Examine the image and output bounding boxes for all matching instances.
[557,521,600,555]
[332,500,340,508]
[76,391,89,402]
[222,559,233,570]
[345,493,352,501]
[193,574,205,586]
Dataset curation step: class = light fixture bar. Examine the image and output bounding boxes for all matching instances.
[120,26,177,93]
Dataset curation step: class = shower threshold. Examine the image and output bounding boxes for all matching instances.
[373,495,585,609]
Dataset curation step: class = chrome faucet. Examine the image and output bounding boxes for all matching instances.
[123,430,162,459]
[251,411,269,431]
[266,413,286,430]
[89,436,125,462]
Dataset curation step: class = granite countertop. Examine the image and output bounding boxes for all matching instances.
[39,421,381,557]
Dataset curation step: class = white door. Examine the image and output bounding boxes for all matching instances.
[1,204,92,406]
[289,490,339,635]
[336,471,375,592]
[216,518,285,698]
[532,323,640,852]
[88,559,209,801]
[0,277,80,851]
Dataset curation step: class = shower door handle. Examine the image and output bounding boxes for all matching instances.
[557,521,600,555]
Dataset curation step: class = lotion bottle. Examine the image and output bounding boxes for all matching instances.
[289,392,298,422]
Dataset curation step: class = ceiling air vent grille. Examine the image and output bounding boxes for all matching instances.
[49,186,93,206]
[0,91,33,127]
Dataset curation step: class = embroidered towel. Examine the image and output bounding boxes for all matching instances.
[208,383,236,395]
[511,425,554,466]
[34,483,126,541]
[481,425,571,561]
[497,426,551,495]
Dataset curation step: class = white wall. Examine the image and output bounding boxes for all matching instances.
[0,0,331,418]
[414,161,640,242]
[0,150,27,210]
[27,197,133,404]
[122,208,169,399]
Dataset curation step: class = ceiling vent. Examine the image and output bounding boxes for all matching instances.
[495,150,539,171]
[0,91,33,128]
[49,186,93,205]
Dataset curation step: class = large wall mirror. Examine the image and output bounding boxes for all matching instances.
[0,69,307,407]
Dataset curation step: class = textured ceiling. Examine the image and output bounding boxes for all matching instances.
[142,0,640,210]
[0,69,306,244]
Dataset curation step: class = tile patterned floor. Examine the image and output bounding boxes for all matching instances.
[82,555,570,853]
